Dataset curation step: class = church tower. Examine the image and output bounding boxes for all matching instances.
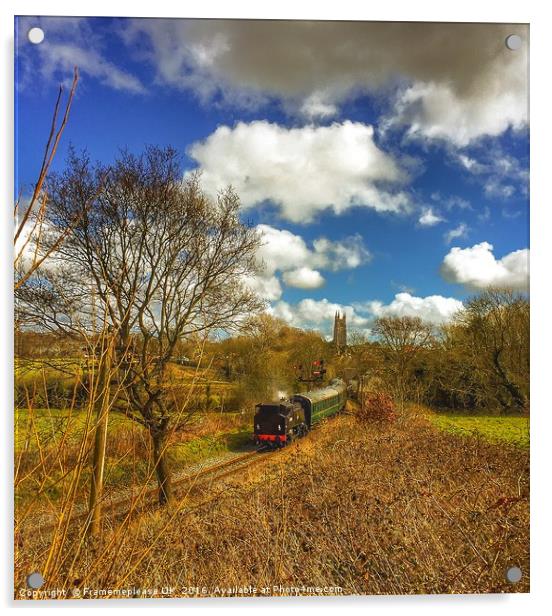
[332,311,347,351]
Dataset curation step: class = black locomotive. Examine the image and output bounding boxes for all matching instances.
[253,378,347,448]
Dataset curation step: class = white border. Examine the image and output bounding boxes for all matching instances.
[2,1,551,614]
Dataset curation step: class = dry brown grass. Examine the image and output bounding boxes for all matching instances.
[15,408,529,598]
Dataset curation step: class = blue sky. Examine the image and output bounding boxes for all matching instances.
[15,17,529,335]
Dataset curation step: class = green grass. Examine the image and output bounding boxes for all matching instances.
[14,358,247,508]
[14,406,137,450]
[15,406,252,507]
[15,358,86,388]
[428,412,529,448]
[169,428,252,467]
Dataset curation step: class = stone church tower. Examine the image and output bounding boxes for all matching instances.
[332,311,347,351]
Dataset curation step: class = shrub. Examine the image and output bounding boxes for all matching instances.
[358,391,396,423]
[15,378,88,408]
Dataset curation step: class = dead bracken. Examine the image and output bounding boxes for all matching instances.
[15,409,529,596]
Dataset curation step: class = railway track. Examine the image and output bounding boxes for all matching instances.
[21,408,349,537]
[24,447,271,536]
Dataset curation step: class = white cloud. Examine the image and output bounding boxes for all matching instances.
[299,92,338,119]
[478,206,491,223]
[17,17,145,94]
[418,207,444,227]
[457,154,479,171]
[40,42,145,93]
[451,148,528,200]
[362,292,463,325]
[282,267,325,289]
[430,193,472,211]
[271,292,463,334]
[440,242,529,291]
[269,298,369,334]
[311,235,371,271]
[243,274,282,302]
[444,223,469,244]
[255,225,312,277]
[14,216,39,273]
[247,224,371,299]
[386,77,526,147]
[484,180,515,199]
[14,209,64,277]
[186,120,410,222]
[255,224,370,278]
[502,209,523,220]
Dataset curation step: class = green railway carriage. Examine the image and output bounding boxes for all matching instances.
[253,378,347,448]
[291,378,347,428]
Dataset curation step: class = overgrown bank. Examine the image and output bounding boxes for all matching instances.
[17,409,529,596]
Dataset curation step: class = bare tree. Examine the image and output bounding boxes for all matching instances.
[372,316,434,408]
[454,288,529,412]
[20,146,264,504]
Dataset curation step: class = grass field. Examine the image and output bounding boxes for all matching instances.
[14,354,249,517]
[15,405,252,509]
[428,411,529,448]
[15,358,227,386]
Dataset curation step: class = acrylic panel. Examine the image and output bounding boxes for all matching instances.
[14,17,529,600]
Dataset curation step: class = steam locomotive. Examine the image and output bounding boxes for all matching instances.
[253,378,347,448]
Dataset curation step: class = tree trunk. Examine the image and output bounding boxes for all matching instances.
[88,337,113,537]
[151,429,173,506]
[492,349,527,412]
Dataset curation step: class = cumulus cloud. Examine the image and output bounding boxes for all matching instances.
[269,298,370,334]
[243,274,282,302]
[16,17,145,94]
[255,224,371,277]
[440,242,529,291]
[362,292,463,325]
[386,76,526,147]
[14,216,40,274]
[418,207,444,227]
[311,235,371,271]
[255,225,313,277]
[282,267,325,289]
[122,19,527,142]
[186,120,410,222]
[271,292,463,334]
[246,224,371,299]
[444,223,469,244]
